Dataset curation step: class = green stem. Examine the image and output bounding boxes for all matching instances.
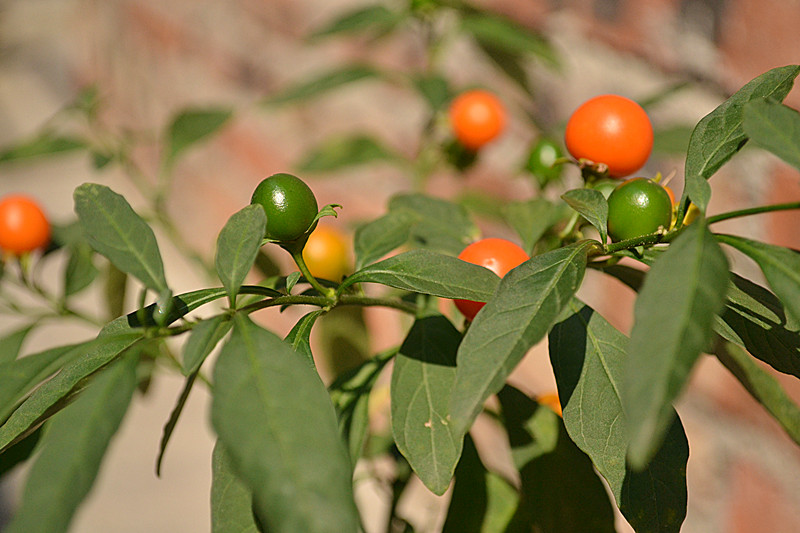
[237,294,330,315]
[604,231,668,254]
[706,201,800,225]
[558,211,582,240]
[338,294,417,315]
[290,248,336,300]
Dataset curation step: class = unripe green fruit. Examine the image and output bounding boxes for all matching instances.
[606,177,672,242]
[250,173,318,242]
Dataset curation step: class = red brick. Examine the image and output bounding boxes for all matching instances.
[726,459,800,533]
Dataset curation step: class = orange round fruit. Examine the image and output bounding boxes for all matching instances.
[0,195,51,255]
[448,89,507,150]
[454,238,529,321]
[564,94,653,178]
[302,225,350,281]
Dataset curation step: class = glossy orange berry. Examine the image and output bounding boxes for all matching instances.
[454,238,529,321]
[302,225,350,281]
[448,90,507,150]
[564,94,653,178]
[0,195,51,255]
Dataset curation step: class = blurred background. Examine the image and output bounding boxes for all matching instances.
[1,0,800,531]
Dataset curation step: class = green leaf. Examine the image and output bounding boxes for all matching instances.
[215,205,266,306]
[182,315,232,376]
[684,65,800,211]
[715,342,800,446]
[0,343,84,423]
[624,221,729,468]
[264,65,381,106]
[476,42,532,94]
[0,324,36,364]
[211,314,359,533]
[716,234,800,325]
[74,183,169,293]
[211,440,259,533]
[550,301,689,532]
[297,135,399,173]
[0,132,85,163]
[498,386,616,533]
[4,353,137,533]
[441,434,518,533]
[743,98,800,170]
[166,107,233,165]
[652,124,694,155]
[340,249,499,301]
[285,310,326,367]
[353,210,417,270]
[449,241,596,436]
[103,287,227,333]
[502,199,566,255]
[64,240,99,298]
[156,371,198,476]
[391,315,462,495]
[389,193,480,254]
[0,427,41,479]
[412,74,452,111]
[309,4,402,40]
[561,188,608,243]
[715,274,800,378]
[460,13,558,68]
[0,332,141,452]
[329,348,396,464]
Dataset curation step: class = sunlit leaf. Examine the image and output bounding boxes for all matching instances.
[341,249,499,302]
[211,314,359,532]
[4,354,137,533]
[743,98,800,171]
[353,210,417,270]
[389,193,480,254]
[215,205,266,306]
[449,241,596,436]
[74,183,169,293]
[684,65,800,211]
[391,315,462,495]
[624,221,729,468]
[550,301,689,532]
[561,188,608,244]
[211,440,259,533]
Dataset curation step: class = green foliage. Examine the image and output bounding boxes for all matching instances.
[0,132,86,163]
[74,183,169,294]
[683,64,800,212]
[742,98,800,170]
[391,314,462,495]
[1,4,800,531]
[624,221,729,468]
[211,314,359,533]
[166,107,233,166]
[297,135,399,173]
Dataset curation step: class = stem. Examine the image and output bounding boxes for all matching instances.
[604,231,668,254]
[338,294,418,315]
[290,248,336,300]
[706,202,800,225]
[237,294,330,315]
[557,211,582,240]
